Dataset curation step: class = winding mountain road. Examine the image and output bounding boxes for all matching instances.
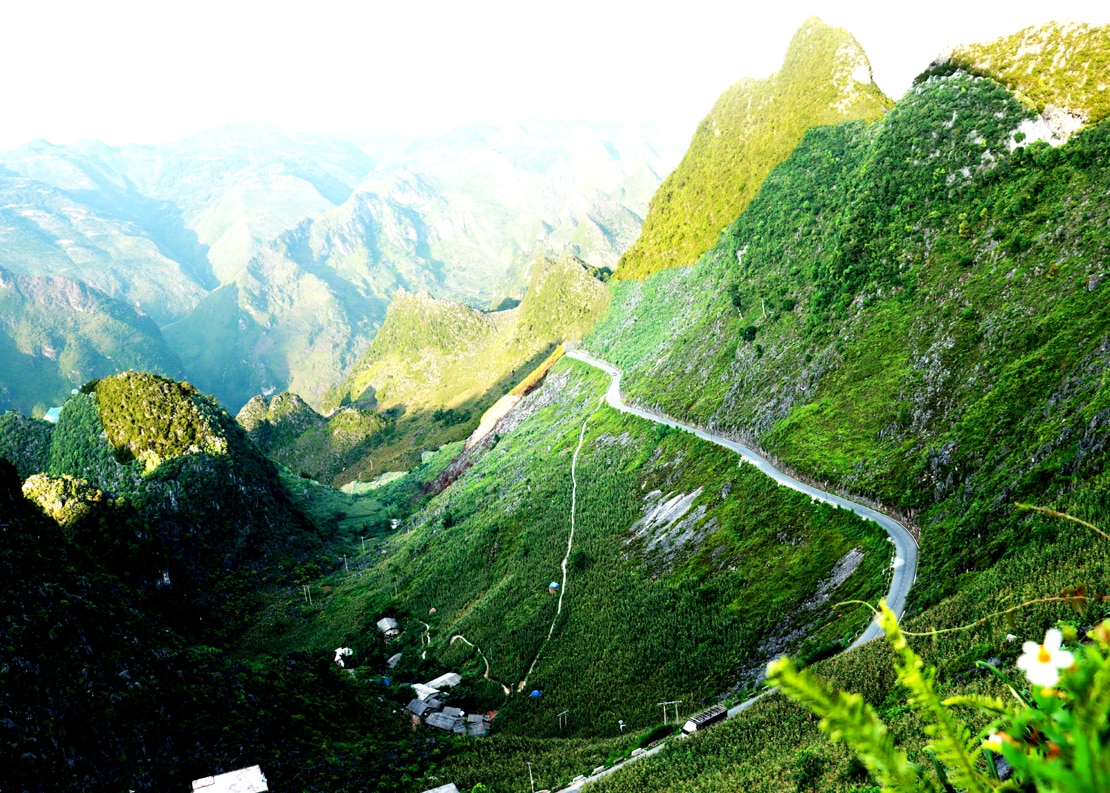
[564,350,918,649]
[555,350,920,792]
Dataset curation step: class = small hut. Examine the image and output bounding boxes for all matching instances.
[376,617,401,641]
[548,581,560,595]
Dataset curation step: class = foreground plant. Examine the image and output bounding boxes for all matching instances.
[767,602,1110,792]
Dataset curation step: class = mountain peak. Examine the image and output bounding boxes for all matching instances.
[615,17,889,281]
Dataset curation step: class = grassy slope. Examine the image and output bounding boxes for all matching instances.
[563,28,1110,793]
[615,17,889,281]
[246,359,893,790]
[586,68,1110,610]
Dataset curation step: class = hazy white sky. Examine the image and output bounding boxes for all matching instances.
[2,0,1108,151]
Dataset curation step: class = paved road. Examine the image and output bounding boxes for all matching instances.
[565,349,917,648]
[554,351,920,793]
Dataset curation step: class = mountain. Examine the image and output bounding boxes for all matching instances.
[0,158,210,325]
[293,255,611,480]
[170,121,676,411]
[936,21,1110,132]
[0,265,183,413]
[3,370,323,639]
[237,392,385,482]
[0,122,680,413]
[615,17,890,280]
[0,457,445,793]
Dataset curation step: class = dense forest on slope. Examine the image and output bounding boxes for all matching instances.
[0,457,458,793]
[0,371,325,641]
[586,62,1110,611]
[615,17,889,281]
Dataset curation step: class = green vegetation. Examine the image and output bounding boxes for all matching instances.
[249,361,890,779]
[0,266,184,414]
[302,255,609,479]
[95,371,227,471]
[238,392,386,483]
[0,458,445,793]
[940,22,1110,125]
[0,372,325,642]
[587,69,1110,612]
[616,17,890,280]
[0,410,53,477]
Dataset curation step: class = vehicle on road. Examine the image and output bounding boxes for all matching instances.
[682,704,727,734]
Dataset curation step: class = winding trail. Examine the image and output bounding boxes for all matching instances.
[556,350,920,792]
[518,396,601,692]
[451,634,511,696]
[419,621,431,660]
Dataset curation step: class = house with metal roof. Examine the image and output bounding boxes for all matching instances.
[191,765,268,792]
[376,617,400,639]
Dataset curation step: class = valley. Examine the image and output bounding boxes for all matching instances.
[2,13,1110,793]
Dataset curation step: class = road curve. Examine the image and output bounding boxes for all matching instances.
[565,350,918,648]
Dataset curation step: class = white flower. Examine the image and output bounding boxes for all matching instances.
[1016,628,1074,687]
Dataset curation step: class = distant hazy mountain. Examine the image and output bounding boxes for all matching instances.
[0,122,681,412]
[0,265,183,413]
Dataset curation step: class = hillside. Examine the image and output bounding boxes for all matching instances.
[1,123,680,413]
[615,17,890,280]
[238,392,386,483]
[1,371,324,639]
[0,457,454,793]
[247,359,893,784]
[938,21,1110,130]
[301,255,611,479]
[0,266,184,414]
[585,36,1110,611]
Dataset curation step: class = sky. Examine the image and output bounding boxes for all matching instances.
[2,0,1109,151]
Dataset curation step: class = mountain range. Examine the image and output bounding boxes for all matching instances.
[2,15,1110,793]
[0,121,683,414]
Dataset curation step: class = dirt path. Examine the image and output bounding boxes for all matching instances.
[518,397,601,691]
[451,634,511,696]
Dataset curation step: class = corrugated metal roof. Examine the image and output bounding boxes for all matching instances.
[191,765,268,792]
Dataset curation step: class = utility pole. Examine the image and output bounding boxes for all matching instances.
[527,761,535,793]
[557,710,569,730]
[618,719,625,734]
[657,700,683,724]
[344,554,349,572]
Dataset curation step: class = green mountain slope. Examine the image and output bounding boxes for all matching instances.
[289,255,610,479]
[587,50,1110,610]
[0,455,449,793]
[2,371,323,639]
[248,361,891,771]
[0,266,184,413]
[615,17,890,280]
[238,391,386,482]
[937,21,1110,129]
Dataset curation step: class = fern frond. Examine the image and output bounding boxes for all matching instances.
[878,601,993,793]
[767,656,929,792]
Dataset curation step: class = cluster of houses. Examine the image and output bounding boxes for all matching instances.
[374,615,492,736]
[406,671,492,736]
